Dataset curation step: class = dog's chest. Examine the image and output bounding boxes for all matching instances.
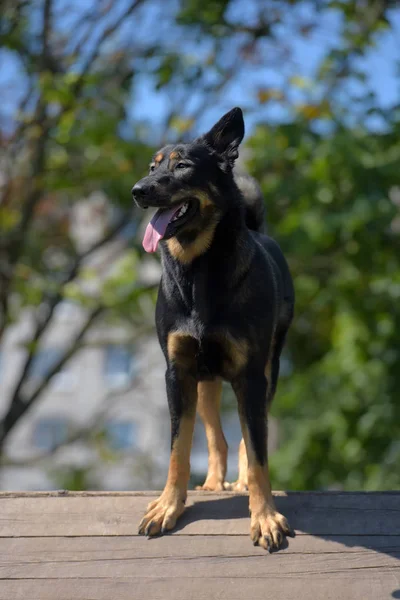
[167,328,248,381]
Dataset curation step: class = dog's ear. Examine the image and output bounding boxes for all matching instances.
[202,107,244,166]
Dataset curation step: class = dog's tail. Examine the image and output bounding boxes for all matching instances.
[234,171,266,233]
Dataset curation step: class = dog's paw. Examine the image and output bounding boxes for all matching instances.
[250,508,294,552]
[138,491,185,537]
[223,480,248,492]
[196,475,227,491]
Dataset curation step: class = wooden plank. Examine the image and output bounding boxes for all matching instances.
[0,539,398,579]
[0,576,398,600]
[1,493,399,600]
[1,492,399,537]
[2,489,400,506]
[1,534,399,559]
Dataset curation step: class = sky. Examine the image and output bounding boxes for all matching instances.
[130,2,400,136]
[0,1,399,139]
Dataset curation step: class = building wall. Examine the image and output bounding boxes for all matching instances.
[0,193,278,491]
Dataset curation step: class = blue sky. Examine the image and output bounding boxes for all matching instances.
[1,1,399,139]
[130,3,400,136]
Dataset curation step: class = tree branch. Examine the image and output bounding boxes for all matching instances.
[0,371,148,468]
[0,306,103,446]
[2,213,128,404]
[0,0,55,340]
[72,0,147,96]
[42,0,52,66]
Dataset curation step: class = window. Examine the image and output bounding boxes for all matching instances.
[104,344,136,390]
[105,420,136,451]
[28,348,77,392]
[32,417,69,451]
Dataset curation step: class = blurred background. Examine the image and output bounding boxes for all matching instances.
[0,0,399,492]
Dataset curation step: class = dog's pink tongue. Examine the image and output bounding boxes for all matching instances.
[143,205,183,253]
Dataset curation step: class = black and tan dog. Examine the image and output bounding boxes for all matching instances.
[132,107,295,551]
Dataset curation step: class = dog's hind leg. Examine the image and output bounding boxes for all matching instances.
[138,367,197,537]
[224,437,248,491]
[196,379,228,491]
[226,325,290,494]
[266,323,290,405]
[232,365,293,551]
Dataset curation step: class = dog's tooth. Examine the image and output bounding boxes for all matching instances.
[171,203,189,224]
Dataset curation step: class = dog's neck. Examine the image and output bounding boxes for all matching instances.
[160,195,254,320]
[163,190,247,264]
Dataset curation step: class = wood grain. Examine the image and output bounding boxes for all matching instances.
[0,576,398,600]
[0,491,399,600]
[0,491,399,537]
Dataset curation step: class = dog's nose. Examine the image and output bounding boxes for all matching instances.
[132,182,154,207]
[132,182,154,198]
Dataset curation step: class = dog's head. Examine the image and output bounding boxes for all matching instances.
[132,107,244,256]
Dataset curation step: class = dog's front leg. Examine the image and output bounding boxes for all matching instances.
[138,366,197,537]
[232,366,293,551]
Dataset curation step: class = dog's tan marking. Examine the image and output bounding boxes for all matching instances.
[165,189,218,263]
[245,454,291,551]
[196,379,228,491]
[225,437,248,491]
[196,190,213,208]
[170,188,213,209]
[167,331,198,371]
[138,377,197,537]
[169,150,179,160]
[237,437,248,487]
[218,333,248,378]
[154,152,163,163]
[233,406,292,551]
[167,215,218,264]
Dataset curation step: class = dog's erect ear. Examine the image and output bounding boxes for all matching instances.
[202,107,244,166]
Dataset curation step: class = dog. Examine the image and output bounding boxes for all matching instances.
[132,107,295,551]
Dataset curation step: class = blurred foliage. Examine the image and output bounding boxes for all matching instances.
[248,118,400,490]
[0,0,399,490]
[52,466,99,491]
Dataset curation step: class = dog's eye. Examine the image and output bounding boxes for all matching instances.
[175,162,187,170]
[149,164,155,172]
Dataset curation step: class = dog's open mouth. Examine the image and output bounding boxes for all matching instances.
[143,200,196,253]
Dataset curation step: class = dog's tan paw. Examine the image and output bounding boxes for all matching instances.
[138,491,185,537]
[223,480,248,492]
[250,508,294,552]
[196,474,227,491]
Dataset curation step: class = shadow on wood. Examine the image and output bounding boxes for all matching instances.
[1,491,399,600]
[173,492,400,561]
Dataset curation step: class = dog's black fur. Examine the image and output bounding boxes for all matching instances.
[132,107,294,549]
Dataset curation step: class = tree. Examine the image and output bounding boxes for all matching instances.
[173,0,400,490]
[248,117,400,490]
[0,0,156,450]
[1,0,399,490]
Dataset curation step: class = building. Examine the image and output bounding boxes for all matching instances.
[0,193,264,491]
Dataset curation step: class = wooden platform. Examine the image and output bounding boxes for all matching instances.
[1,491,399,599]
